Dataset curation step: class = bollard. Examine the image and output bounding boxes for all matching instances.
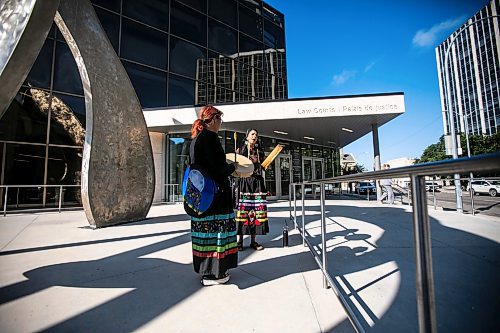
[282,219,289,247]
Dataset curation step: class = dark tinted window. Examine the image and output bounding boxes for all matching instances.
[122,0,169,32]
[239,33,263,55]
[169,37,206,79]
[94,7,120,53]
[195,81,213,105]
[91,0,121,13]
[214,86,235,103]
[208,19,237,56]
[123,61,167,107]
[205,51,235,86]
[46,146,82,189]
[262,4,283,27]
[239,4,263,41]
[53,42,84,95]
[0,92,47,143]
[26,39,53,89]
[171,1,207,46]
[176,0,206,13]
[168,74,195,106]
[208,0,237,28]
[3,144,46,185]
[263,19,284,49]
[121,18,168,69]
[239,0,262,13]
[48,23,56,38]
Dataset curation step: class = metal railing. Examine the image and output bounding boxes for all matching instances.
[288,153,500,333]
[1,184,81,216]
[163,183,180,203]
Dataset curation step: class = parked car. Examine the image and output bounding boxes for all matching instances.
[467,179,500,197]
[425,181,442,192]
[355,182,376,194]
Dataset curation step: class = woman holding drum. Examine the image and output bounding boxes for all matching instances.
[234,129,269,251]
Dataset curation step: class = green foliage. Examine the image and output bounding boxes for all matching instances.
[460,132,500,155]
[419,135,447,163]
[418,132,500,163]
[341,163,367,175]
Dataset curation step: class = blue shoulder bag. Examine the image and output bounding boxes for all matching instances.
[182,137,220,217]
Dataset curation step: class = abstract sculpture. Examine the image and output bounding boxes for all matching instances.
[0,0,155,227]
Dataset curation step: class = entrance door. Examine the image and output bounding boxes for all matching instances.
[302,157,324,180]
[302,157,324,196]
[276,154,292,199]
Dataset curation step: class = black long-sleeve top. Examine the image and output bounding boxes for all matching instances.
[191,129,235,187]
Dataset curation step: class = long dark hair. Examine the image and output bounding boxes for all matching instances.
[243,128,261,163]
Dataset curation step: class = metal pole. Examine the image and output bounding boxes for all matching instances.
[432,177,436,210]
[462,112,475,216]
[470,176,475,216]
[301,183,305,247]
[293,184,297,226]
[410,175,437,333]
[3,186,8,216]
[289,183,292,220]
[320,183,329,289]
[372,123,382,201]
[58,185,63,213]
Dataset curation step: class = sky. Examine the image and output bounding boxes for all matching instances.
[265,0,490,169]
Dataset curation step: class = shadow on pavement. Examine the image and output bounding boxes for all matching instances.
[298,203,500,332]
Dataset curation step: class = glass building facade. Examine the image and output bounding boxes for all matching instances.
[0,0,339,209]
[435,0,500,137]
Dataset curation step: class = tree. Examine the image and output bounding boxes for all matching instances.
[341,163,366,175]
[461,132,500,156]
[418,132,500,163]
[418,135,447,163]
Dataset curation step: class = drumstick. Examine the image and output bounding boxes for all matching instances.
[234,132,237,161]
[234,132,237,174]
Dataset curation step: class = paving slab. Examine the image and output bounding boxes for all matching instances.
[0,199,498,332]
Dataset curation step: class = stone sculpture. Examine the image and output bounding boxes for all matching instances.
[0,0,155,227]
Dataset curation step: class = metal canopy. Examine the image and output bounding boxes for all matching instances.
[144,92,405,148]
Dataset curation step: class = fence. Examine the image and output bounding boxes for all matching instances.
[163,184,180,203]
[288,153,500,333]
[0,184,81,216]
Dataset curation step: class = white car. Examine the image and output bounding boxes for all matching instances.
[467,179,500,197]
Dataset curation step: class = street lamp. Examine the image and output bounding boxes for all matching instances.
[443,15,498,213]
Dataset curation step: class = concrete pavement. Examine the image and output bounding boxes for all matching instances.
[0,199,498,332]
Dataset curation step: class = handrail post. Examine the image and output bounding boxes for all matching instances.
[3,186,8,216]
[301,183,305,247]
[470,176,475,216]
[320,183,329,289]
[293,183,297,227]
[58,185,63,213]
[432,177,437,210]
[410,175,437,333]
